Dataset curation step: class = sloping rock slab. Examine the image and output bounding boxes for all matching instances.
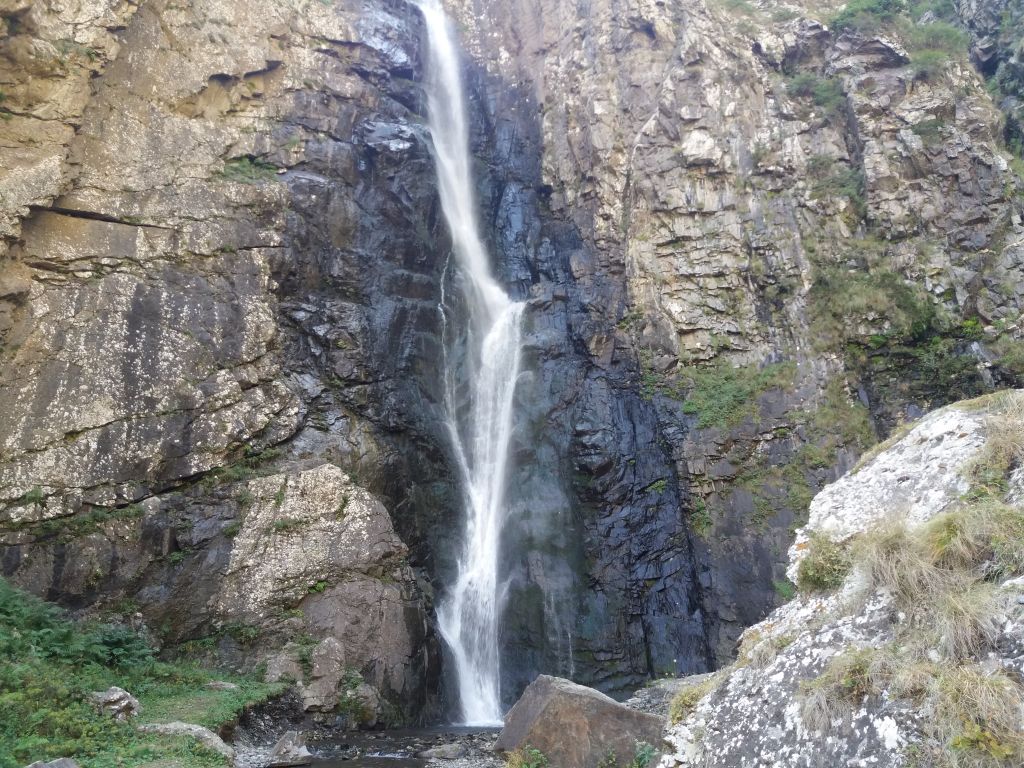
[137,722,233,759]
[495,675,664,768]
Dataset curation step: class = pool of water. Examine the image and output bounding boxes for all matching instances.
[306,726,498,767]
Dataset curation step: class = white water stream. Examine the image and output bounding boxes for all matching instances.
[418,0,525,726]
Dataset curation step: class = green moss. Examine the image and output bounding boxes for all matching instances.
[773,579,797,601]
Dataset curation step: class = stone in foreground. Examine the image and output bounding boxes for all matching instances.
[89,687,140,721]
[268,730,313,767]
[495,675,664,768]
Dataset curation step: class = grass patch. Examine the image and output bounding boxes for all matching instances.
[796,533,851,593]
[0,578,285,768]
[218,157,279,184]
[680,361,796,429]
[668,673,723,724]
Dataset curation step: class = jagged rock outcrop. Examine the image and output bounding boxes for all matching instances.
[660,391,1024,767]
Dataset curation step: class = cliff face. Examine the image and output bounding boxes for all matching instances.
[1,0,1023,718]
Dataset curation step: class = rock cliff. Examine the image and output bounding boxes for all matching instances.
[660,390,1024,767]
[2,0,1024,720]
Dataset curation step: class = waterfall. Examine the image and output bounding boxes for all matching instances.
[418,0,525,726]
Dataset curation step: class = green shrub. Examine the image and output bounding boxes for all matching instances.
[773,579,796,601]
[831,0,905,33]
[787,74,846,116]
[795,534,851,593]
[690,498,713,538]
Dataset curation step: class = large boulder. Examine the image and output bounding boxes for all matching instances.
[494,675,665,768]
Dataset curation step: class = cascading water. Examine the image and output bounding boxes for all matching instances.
[418,0,525,726]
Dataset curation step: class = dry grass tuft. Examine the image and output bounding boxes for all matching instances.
[668,672,725,725]
[934,665,1024,767]
[795,533,851,593]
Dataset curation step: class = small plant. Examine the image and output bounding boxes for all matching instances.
[631,742,657,768]
[690,498,713,538]
[773,579,796,601]
[336,493,350,519]
[16,486,45,506]
[223,520,242,538]
[270,517,304,534]
[307,580,328,594]
[219,156,279,183]
[795,534,851,593]
[505,745,549,768]
[647,479,668,494]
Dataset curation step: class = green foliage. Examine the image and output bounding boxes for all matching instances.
[219,157,279,183]
[17,486,45,506]
[0,580,153,668]
[270,517,304,534]
[0,578,283,768]
[647,479,668,494]
[831,0,905,33]
[506,745,549,768]
[690,497,713,538]
[307,580,328,594]
[680,361,796,429]
[773,579,797,601]
[807,157,866,220]
[808,266,938,347]
[630,742,657,768]
[786,74,846,116]
[795,534,851,593]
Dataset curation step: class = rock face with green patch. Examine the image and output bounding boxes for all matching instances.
[3,0,1024,720]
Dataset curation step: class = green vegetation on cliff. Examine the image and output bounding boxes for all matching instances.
[0,579,284,768]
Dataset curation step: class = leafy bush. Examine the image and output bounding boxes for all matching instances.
[786,73,846,116]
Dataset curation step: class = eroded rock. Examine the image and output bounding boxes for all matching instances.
[89,686,139,721]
